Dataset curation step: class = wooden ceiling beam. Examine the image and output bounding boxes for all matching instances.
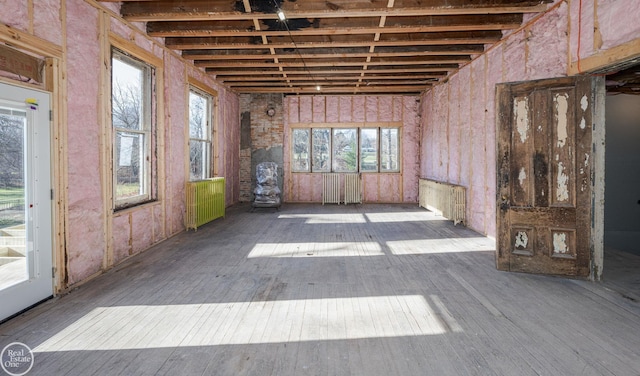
[183,50,479,60]
[219,74,444,82]
[167,37,498,50]
[227,79,435,87]
[234,86,427,94]
[209,67,454,75]
[122,4,548,22]
[148,23,519,38]
[195,60,464,68]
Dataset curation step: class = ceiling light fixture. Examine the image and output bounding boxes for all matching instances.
[277,10,286,21]
[316,85,321,91]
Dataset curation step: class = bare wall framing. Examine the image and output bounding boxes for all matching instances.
[283,95,420,203]
[421,0,640,243]
[0,0,240,290]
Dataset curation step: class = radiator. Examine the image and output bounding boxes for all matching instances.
[322,173,341,204]
[344,173,362,204]
[185,177,225,230]
[419,178,466,225]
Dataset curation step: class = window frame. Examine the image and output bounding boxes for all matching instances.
[290,125,401,174]
[379,127,401,173]
[111,48,156,210]
[188,86,213,181]
[291,128,310,172]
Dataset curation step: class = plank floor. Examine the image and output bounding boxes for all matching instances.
[1,203,639,376]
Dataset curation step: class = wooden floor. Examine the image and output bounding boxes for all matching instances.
[1,203,640,375]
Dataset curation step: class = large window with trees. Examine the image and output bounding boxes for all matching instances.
[111,49,155,209]
[291,126,400,173]
[188,87,213,181]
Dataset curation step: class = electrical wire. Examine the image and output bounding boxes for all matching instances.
[273,1,321,92]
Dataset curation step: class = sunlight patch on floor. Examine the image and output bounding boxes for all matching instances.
[248,242,384,258]
[365,211,449,223]
[277,213,367,224]
[386,238,495,255]
[34,295,450,352]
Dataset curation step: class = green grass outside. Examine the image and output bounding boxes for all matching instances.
[0,187,25,229]
[116,183,141,198]
[0,187,24,200]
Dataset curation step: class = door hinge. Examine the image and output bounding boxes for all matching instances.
[51,189,54,200]
[49,110,53,121]
[52,267,56,278]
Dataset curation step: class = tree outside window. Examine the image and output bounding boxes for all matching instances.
[112,49,154,208]
[189,88,212,181]
[291,126,400,173]
[291,128,310,172]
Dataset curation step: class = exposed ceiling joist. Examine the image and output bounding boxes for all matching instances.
[98,0,553,94]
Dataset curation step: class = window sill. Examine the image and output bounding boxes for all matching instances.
[113,199,160,216]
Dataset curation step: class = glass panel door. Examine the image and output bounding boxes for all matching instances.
[0,83,53,322]
[0,106,28,289]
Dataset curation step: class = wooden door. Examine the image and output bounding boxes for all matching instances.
[496,76,597,277]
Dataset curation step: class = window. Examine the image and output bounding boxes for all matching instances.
[360,128,378,172]
[188,88,213,181]
[332,128,357,172]
[380,128,400,172]
[312,128,330,172]
[291,128,310,172]
[111,49,155,209]
[291,126,400,173]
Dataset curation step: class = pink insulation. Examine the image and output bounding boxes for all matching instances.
[112,214,131,264]
[352,96,365,122]
[65,0,105,284]
[132,206,155,252]
[503,33,527,82]
[448,75,461,185]
[468,56,488,234]
[33,0,62,46]
[420,90,434,179]
[570,0,596,60]
[363,174,379,202]
[312,96,325,122]
[0,1,28,31]
[378,96,393,122]
[392,96,403,122]
[526,2,568,80]
[433,85,449,182]
[402,97,420,202]
[110,18,133,41]
[288,96,300,123]
[326,96,339,122]
[339,97,352,122]
[365,97,378,122]
[598,0,640,50]
[457,68,471,189]
[299,96,312,123]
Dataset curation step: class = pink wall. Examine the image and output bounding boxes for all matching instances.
[421,0,640,237]
[284,95,420,203]
[65,0,105,283]
[0,1,240,287]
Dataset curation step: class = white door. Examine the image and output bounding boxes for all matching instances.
[0,82,53,322]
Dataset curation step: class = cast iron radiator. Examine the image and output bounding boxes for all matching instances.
[185,177,225,230]
[418,178,466,225]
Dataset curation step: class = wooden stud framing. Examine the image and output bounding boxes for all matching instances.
[568,37,640,75]
[99,10,113,269]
